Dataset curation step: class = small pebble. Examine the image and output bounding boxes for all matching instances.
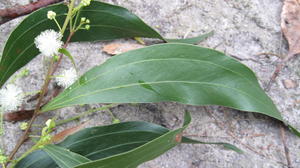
[282,79,298,89]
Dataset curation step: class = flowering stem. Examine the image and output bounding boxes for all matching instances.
[6,1,76,166]
[53,18,62,32]
[6,57,55,166]
[61,0,75,34]
[6,113,38,166]
[72,9,82,32]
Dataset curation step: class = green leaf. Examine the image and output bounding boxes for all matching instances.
[181,137,243,154]
[165,31,214,44]
[75,112,191,168]
[15,112,191,168]
[288,125,300,137]
[222,143,244,154]
[42,43,282,122]
[43,145,91,168]
[0,1,208,88]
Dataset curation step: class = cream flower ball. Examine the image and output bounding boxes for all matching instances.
[0,84,24,111]
[34,29,63,57]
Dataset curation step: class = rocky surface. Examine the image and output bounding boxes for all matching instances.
[0,0,300,167]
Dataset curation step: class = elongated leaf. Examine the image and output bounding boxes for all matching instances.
[0,1,208,88]
[42,43,282,122]
[182,137,243,154]
[75,112,191,168]
[15,121,169,168]
[165,31,214,44]
[15,112,198,168]
[43,145,91,168]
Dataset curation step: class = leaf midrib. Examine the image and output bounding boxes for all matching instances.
[46,57,260,107]
[48,81,275,118]
[46,146,89,164]
[85,140,149,158]
[76,129,182,168]
[45,148,81,167]
[64,130,164,148]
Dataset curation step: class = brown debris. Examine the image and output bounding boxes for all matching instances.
[103,43,144,55]
[281,0,300,57]
[51,122,88,143]
[266,0,300,90]
[0,0,63,24]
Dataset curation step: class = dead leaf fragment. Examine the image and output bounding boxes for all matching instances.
[51,122,88,143]
[281,0,300,57]
[103,43,144,55]
[4,110,34,121]
[175,133,183,143]
[267,0,300,90]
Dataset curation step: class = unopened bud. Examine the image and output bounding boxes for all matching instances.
[85,25,90,30]
[81,0,91,6]
[81,17,86,22]
[20,122,28,130]
[47,11,56,20]
[113,119,120,124]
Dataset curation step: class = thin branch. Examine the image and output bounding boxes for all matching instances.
[280,125,292,168]
[6,57,56,164]
[0,0,63,25]
[265,53,295,91]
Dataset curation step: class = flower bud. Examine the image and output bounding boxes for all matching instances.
[45,119,56,129]
[81,17,86,22]
[113,119,120,124]
[20,122,28,130]
[85,25,90,30]
[47,11,56,20]
[81,0,91,6]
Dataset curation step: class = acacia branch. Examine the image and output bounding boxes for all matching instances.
[0,0,63,25]
[6,31,74,167]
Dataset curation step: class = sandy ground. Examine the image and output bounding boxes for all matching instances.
[0,0,300,167]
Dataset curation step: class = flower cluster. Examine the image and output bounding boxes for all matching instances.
[34,29,63,57]
[80,17,91,30]
[56,68,78,88]
[0,84,24,111]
